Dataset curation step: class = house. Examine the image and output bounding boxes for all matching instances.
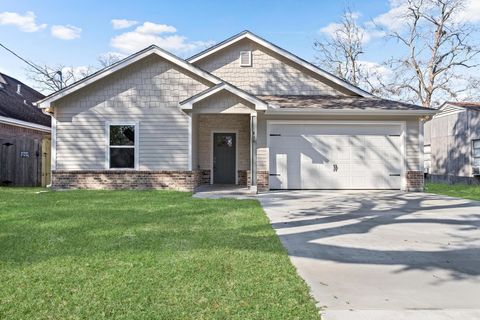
[36,31,436,192]
[0,73,51,186]
[424,101,480,184]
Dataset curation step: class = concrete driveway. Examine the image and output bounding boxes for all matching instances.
[258,190,480,320]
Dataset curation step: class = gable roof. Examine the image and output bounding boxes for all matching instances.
[444,101,480,111]
[0,73,50,128]
[180,83,267,111]
[188,30,373,98]
[260,95,438,116]
[433,101,480,118]
[36,45,223,109]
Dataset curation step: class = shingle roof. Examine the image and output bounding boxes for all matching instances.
[258,95,433,111]
[0,73,50,127]
[445,101,480,111]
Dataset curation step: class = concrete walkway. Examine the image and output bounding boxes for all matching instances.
[193,184,257,199]
[258,190,480,320]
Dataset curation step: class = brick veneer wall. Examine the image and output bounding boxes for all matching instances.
[257,171,269,192]
[406,171,424,191]
[52,170,202,192]
[198,170,211,185]
[237,170,251,186]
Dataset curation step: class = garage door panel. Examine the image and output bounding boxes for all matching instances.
[269,123,403,190]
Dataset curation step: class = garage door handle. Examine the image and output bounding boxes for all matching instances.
[269,173,281,176]
[389,173,401,176]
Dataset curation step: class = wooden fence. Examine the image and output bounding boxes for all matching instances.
[0,137,50,187]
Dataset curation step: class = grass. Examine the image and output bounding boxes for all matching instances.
[0,188,319,320]
[426,182,480,201]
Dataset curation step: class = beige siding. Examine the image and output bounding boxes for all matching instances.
[54,54,210,171]
[197,114,250,171]
[194,39,350,96]
[425,110,473,177]
[193,90,256,114]
[256,114,423,173]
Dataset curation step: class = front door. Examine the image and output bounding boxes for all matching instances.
[213,133,236,184]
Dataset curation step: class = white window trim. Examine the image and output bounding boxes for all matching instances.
[239,51,252,67]
[105,121,139,170]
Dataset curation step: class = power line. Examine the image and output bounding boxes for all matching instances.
[0,42,62,88]
[0,42,45,75]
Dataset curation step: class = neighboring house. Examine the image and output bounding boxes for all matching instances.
[36,31,436,192]
[0,73,51,186]
[424,101,480,184]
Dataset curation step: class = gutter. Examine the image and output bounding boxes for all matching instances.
[0,115,51,132]
[264,108,439,116]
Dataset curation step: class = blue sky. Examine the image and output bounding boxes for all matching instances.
[1,0,479,92]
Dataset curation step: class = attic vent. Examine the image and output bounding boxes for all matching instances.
[239,51,252,67]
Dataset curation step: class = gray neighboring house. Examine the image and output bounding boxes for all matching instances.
[36,31,437,192]
[424,101,480,184]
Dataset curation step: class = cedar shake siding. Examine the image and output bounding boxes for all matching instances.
[53,55,211,171]
[194,38,350,96]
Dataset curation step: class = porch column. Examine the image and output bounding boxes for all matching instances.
[250,114,257,192]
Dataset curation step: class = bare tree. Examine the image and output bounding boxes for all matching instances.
[27,53,122,94]
[314,6,366,86]
[98,53,122,68]
[27,64,96,93]
[379,0,480,107]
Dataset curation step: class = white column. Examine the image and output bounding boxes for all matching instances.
[250,114,257,192]
[188,114,192,171]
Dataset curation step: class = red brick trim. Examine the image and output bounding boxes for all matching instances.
[238,170,251,186]
[52,170,201,191]
[406,170,424,191]
[257,171,269,192]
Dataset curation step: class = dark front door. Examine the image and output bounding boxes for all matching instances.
[213,133,236,184]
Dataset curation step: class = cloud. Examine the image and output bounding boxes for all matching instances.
[111,19,138,29]
[51,25,82,40]
[0,11,46,32]
[458,0,480,23]
[110,22,214,55]
[370,0,412,32]
[135,22,176,34]
[319,11,384,44]
[370,0,480,33]
[320,22,372,44]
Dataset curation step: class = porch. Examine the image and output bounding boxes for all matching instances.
[181,84,267,192]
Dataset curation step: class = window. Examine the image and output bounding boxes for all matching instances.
[474,140,480,170]
[239,51,252,67]
[108,123,137,169]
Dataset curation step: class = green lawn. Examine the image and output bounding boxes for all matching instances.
[0,188,319,320]
[426,182,480,201]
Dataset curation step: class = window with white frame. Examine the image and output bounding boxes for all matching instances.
[108,123,136,169]
[473,140,480,172]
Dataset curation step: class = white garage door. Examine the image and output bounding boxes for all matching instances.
[268,123,403,190]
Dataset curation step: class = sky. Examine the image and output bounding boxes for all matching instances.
[1,0,480,93]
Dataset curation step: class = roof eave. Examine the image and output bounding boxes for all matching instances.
[179,83,268,111]
[36,46,222,109]
[188,31,373,98]
[265,108,438,116]
[0,115,51,132]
